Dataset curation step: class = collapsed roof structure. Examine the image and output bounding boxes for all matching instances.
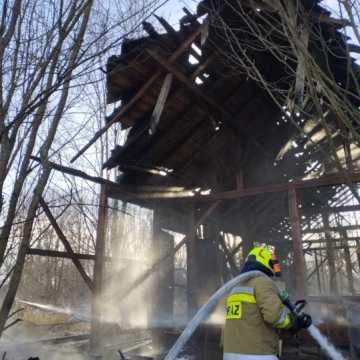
[92,0,360,290]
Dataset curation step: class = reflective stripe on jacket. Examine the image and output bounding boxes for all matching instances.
[223,275,292,355]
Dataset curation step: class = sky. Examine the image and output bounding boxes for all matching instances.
[157,0,197,26]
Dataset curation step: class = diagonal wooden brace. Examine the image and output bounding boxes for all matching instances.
[39,197,94,292]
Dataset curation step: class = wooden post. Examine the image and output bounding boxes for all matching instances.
[186,204,198,319]
[321,213,338,294]
[340,229,355,295]
[288,187,306,297]
[344,244,355,295]
[356,239,360,271]
[314,250,322,294]
[149,73,173,135]
[150,207,174,327]
[90,184,108,355]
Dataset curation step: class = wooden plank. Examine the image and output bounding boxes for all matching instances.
[39,197,94,291]
[28,248,96,260]
[306,245,358,251]
[149,73,173,135]
[90,184,108,353]
[38,155,360,202]
[294,25,309,106]
[288,188,306,297]
[32,156,133,196]
[303,237,360,244]
[71,25,204,163]
[147,49,233,121]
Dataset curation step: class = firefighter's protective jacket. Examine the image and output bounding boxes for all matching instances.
[223,275,292,356]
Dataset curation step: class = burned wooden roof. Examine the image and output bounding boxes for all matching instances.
[101,0,360,244]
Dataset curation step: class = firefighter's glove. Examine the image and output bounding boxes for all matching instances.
[291,312,312,332]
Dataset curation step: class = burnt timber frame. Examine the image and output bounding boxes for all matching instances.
[29,8,360,353]
[33,158,360,303]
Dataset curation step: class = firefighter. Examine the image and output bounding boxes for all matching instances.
[223,246,312,360]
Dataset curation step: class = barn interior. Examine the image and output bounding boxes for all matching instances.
[11,0,360,359]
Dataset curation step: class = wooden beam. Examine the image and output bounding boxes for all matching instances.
[149,73,173,135]
[186,204,197,319]
[71,25,204,163]
[304,224,360,234]
[107,54,216,171]
[316,13,350,27]
[146,49,234,122]
[320,204,360,213]
[27,248,95,260]
[32,156,133,195]
[180,172,360,202]
[39,197,94,291]
[288,188,306,297]
[37,155,360,203]
[322,213,338,294]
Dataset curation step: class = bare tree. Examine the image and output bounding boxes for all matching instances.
[0,0,168,337]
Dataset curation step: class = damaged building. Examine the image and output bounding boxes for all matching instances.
[15,0,360,359]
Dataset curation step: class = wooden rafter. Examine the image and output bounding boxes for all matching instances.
[147,49,234,124]
[28,248,96,260]
[115,54,217,169]
[71,24,205,163]
[158,70,247,168]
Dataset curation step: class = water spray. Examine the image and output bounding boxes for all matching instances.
[163,271,347,360]
[279,292,347,360]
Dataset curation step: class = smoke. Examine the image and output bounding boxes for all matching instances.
[97,203,156,332]
[0,321,87,360]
